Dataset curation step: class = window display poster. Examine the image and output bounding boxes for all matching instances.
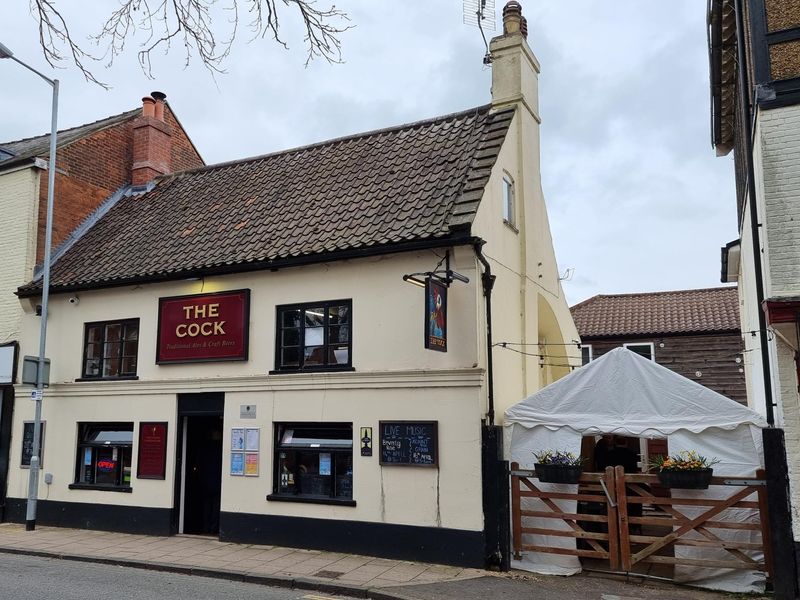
[319,452,331,476]
[245,428,259,451]
[230,452,244,476]
[231,428,245,451]
[244,452,259,476]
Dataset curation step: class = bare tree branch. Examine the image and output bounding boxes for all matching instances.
[29,0,351,86]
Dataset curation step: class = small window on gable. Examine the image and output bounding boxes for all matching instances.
[623,342,654,360]
[503,175,516,228]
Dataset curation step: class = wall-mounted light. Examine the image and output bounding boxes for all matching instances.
[402,274,426,288]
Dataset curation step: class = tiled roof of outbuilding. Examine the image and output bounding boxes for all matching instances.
[19,104,514,296]
[570,287,741,337]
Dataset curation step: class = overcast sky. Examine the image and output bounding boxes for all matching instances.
[0,1,737,305]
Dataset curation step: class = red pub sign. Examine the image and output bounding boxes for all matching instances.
[157,289,250,364]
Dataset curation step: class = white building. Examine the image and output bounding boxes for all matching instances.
[5,2,578,568]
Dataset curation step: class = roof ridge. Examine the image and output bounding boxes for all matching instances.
[576,286,737,304]
[0,107,140,148]
[158,104,494,182]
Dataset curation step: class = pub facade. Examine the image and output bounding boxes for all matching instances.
[5,3,579,567]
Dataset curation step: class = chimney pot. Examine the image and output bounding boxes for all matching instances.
[142,96,156,118]
[151,91,166,121]
[502,1,523,35]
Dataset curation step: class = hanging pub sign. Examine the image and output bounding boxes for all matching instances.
[425,277,447,352]
[157,289,250,364]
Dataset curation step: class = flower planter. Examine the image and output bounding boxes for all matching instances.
[657,468,713,490]
[534,463,583,484]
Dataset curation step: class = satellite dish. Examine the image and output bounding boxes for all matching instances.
[462,0,496,64]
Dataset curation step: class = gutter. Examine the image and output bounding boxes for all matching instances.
[473,239,496,424]
[17,232,477,298]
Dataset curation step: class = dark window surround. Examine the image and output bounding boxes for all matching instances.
[271,422,354,505]
[73,422,134,492]
[81,319,140,380]
[272,300,352,373]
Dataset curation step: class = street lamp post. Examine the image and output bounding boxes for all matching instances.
[0,41,59,531]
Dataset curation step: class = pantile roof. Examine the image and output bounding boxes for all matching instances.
[570,287,740,338]
[19,104,514,296]
[0,109,140,170]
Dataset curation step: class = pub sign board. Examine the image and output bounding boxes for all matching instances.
[157,289,250,364]
[137,422,168,479]
[379,421,438,467]
[425,278,447,352]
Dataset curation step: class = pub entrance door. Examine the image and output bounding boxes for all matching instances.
[176,393,224,536]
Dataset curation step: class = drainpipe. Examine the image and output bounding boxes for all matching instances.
[734,0,775,425]
[474,240,496,424]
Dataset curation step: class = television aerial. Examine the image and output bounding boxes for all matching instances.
[463,0,496,65]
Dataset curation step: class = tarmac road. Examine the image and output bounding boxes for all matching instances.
[0,553,361,600]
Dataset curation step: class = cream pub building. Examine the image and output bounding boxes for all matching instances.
[6,3,578,568]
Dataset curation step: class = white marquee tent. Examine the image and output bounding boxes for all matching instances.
[505,347,768,592]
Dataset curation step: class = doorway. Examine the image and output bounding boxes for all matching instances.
[175,393,224,536]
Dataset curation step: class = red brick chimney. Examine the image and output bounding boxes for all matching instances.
[131,91,172,186]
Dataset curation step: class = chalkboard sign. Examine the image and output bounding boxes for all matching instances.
[21,421,45,468]
[379,421,438,467]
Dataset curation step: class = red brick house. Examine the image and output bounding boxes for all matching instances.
[570,287,747,403]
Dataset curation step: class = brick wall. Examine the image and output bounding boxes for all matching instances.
[584,333,747,403]
[36,104,204,262]
[761,104,800,298]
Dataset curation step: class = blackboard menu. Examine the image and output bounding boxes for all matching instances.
[21,421,45,467]
[379,421,438,467]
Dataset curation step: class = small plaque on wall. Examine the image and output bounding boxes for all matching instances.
[137,422,168,479]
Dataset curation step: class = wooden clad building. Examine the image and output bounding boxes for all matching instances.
[571,287,746,403]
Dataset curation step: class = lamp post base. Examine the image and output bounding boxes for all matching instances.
[25,519,36,531]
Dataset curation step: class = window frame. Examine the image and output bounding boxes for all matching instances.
[581,344,593,366]
[272,299,353,373]
[70,422,134,493]
[79,318,140,381]
[623,342,655,360]
[502,173,517,229]
[267,422,355,506]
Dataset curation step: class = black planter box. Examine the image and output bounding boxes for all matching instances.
[657,468,713,489]
[534,463,583,484]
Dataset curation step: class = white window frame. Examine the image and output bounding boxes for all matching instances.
[502,174,516,229]
[581,344,593,365]
[623,342,655,360]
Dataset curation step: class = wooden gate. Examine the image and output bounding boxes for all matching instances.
[510,463,772,581]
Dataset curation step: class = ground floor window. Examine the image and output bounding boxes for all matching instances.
[72,423,133,491]
[271,423,353,503]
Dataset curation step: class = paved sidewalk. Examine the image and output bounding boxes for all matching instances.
[0,523,766,600]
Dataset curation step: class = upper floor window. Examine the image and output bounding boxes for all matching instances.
[503,175,516,228]
[581,345,593,365]
[82,319,139,379]
[275,300,352,372]
[623,342,654,360]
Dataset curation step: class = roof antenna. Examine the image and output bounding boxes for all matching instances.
[463,0,496,65]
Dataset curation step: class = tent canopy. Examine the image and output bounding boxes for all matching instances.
[505,347,767,437]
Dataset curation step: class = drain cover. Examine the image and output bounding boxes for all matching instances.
[313,570,346,579]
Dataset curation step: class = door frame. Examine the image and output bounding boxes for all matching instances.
[172,392,224,535]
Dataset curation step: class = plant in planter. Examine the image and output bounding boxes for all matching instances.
[650,450,719,489]
[533,450,584,484]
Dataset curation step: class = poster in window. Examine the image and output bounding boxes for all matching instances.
[230,452,244,476]
[21,421,45,468]
[231,428,245,451]
[137,422,168,480]
[424,278,447,352]
[245,428,259,451]
[319,452,332,475]
[244,452,259,476]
